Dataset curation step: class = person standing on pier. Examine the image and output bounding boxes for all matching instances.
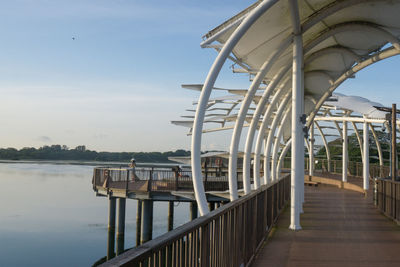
[129,158,137,181]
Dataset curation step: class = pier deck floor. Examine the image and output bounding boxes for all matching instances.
[253,183,400,267]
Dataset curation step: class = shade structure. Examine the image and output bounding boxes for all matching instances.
[179,0,400,224]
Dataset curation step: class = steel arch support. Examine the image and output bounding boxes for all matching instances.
[244,66,291,189]
[278,139,292,177]
[230,37,292,196]
[191,0,279,214]
[271,108,291,181]
[315,121,331,172]
[265,95,292,182]
[253,78,291,186]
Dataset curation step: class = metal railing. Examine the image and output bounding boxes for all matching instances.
[92,166,250,193]
[101,174,290,267]
[289,158,393,178]
[376,179,400,224]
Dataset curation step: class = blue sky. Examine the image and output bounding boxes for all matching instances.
[0,0,399,152]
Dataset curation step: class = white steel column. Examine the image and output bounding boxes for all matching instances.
[343,120,348,182]
[363,117,369,190]
[309,122,314,176]
[191,0,279,215]
[289,0,303,231]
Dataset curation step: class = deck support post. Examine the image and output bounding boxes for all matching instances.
[343,120,348,182]
[190,202,198,220]
[136,200,142,246]
[107,196,116,260]
[168,201,174,231]
[363,117,369,190]
[141,200,154,244]
[116,198,126,255]
[289,0,303,231]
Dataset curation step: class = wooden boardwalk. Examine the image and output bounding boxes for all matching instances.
[253,183,400,267]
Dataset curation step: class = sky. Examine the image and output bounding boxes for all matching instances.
[0,0,400,152]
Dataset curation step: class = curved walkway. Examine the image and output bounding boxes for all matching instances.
[253,184,400,267]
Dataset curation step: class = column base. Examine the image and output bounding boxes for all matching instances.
[289,224,302,231]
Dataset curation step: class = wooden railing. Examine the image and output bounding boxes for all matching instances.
[101,174,290,267]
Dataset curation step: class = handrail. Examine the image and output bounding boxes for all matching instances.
[92,166,250,193]
[101,174,291,266]
[375,177,400,224]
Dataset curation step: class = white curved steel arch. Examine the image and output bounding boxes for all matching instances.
[264,94,292,183]
[277,139,292,177]
[189,0,400,220]
[243,66,291,190]
[351,121,365,163]
[253,78,291,186]
[191,0,280,215]
[315,121,332,172]
[307,48,400,127]
[304,46,361,65]
[232,6,399,201]
[369,123,384,169]
[304,21,400,53]
[229,37,292,195]
[271,108,291,181]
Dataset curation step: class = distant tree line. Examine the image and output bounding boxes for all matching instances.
[0,145,190,163]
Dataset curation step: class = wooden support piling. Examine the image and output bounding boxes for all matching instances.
[168,201,174,231]
[107,196,116,260]
[190,202,198,220]
[141,199,154,244]
[136,200,142,246]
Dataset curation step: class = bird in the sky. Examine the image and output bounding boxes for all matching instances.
[72,37,76,40]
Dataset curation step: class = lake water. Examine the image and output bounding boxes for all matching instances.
[0,162,191,266]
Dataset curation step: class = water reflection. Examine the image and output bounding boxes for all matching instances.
[0,162,190,266]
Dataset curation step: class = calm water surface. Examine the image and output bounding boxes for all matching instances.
[0,162,190,266]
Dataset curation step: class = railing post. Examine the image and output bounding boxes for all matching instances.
[204,163,208,191]
[125,170,129,194]
[174,169,179,190]
[148,169,153,192]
